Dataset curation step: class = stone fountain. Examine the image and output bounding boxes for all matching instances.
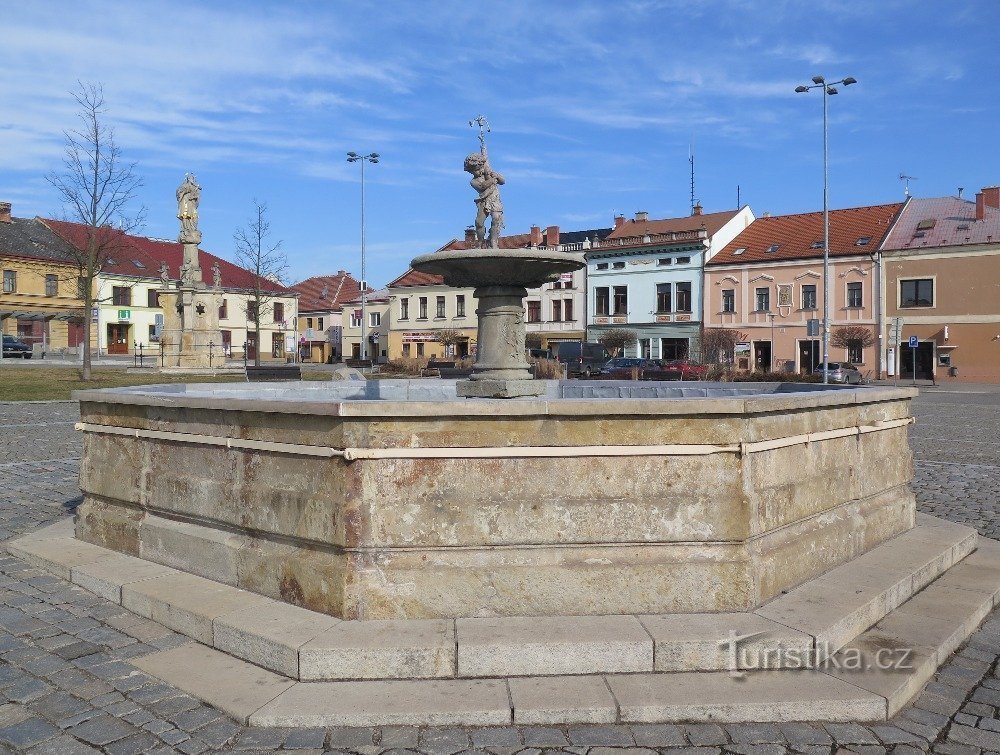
[412,117,583,398]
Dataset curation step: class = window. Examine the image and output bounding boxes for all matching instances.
[306,317,313,329]
[613,285,628,315]
[317,317,324,330]
[436,296,446,318]
[596,263,609,270]
[350,310,362,328]
[595,287,610,316]
[552,300,562,322]
[847,341,864,364]
[676,256,691,264]
[247,301,258,322]
[147,289,159,308]
[418,297,428,319]
[810,240,824,249]
[916,219,936,231]
[656,283,671,313]
[416,342,425,357]
[562,278,574,290]
[45,275,58,297]
[148,324,157,341]
[399,298,409,320]
[755,287,770,312]
[553,280,562,290]
[369,311,381,327]
[847,282,863,308]
[855,236,871,246]
[676,282,692,312]
[456,295,466,317]
[564,298,573,321]
[132,259,145,269]
[766,244,781,254]
[722,289,735,313]
[273,302,284,323]
[219,298,228,320]
[112,286,131,306]
[660,337,689,360]
[272,333,283,358]
[900,279,933,308]
[657,258,672,266]
[612,261,626,269]
[402,343,411,357]
[733,248,746,256]
[527,300,541,322]
[801,284,817,310]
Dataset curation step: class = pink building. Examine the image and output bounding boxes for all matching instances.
[704,203,905,376]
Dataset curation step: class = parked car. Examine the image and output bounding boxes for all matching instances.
[2,335,32,359]
[551,341,608,377]
[527,348,552,359]
[658,359,709,380]
[600,357,659,378]
[813,362,863,384]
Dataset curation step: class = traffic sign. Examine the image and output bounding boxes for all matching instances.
[908,335,918,348]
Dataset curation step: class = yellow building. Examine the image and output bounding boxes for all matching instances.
[385,270,477,360]
[340,289,391,362]
[0,206,86,355]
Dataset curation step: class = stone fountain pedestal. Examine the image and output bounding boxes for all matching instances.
[410,248,585,398]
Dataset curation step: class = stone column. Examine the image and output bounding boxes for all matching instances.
[457,285,544,398]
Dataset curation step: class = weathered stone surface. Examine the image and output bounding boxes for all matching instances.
[637,613,812,671]
[249,678,511,727]
[457,615,651,677]
[121,572,270,644]
[70,553,176,603]
[213,600,339,678]
[508,675,617,724]
[607,670,886,723]
[7,536,111,579]
[132,643,295,724]
[298,619,454,680]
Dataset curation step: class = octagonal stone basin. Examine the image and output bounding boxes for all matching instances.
[73,381,917,620]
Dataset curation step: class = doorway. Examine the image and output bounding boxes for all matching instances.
[798,339,820,375]
[106,323,130,354]
[900,342,935,380]
[753,341,772,371]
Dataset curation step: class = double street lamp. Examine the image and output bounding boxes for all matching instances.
[346,151,379,361]
[795,75,857,384]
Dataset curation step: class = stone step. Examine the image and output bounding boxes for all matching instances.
[8,515,983,682]
[755,514,978,658]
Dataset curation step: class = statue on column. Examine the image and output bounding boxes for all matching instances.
[176,173,202,244]
[465,115,505,249]
[211,261,222,288]
[159,261,170,285]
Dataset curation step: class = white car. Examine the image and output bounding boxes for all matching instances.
[813,362,863,384]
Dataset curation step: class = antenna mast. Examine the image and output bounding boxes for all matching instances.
[689,141,696,214]
[898,173,918,198]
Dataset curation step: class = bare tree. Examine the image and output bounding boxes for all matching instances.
[831,325,875,351]
[596,328,637,358]
[46,82,145,380]
[700,327,748,364]
[233,199,288,366]
[434,328,464,358]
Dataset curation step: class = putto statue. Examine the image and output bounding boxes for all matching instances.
[176,173,202,244]
[159,261,170,285]
[211,261,222,288]
[465,115,505,249]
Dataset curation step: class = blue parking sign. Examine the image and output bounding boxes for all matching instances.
[908,335,918,348]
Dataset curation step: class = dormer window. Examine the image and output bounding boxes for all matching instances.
[916,219,936,231]
[766,244,781,253]
[733,248,746,256]
[596,263,609,270]
[810,240,824,249]
[855,236,871,246]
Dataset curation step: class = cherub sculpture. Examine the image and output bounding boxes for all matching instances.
[465,115,505,249]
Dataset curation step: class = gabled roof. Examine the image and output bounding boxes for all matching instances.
[606,210,739,243]
[292,272,363,313]
[708,203,905,266]
[0,217,79,265]
[42,218,294,294]
[882,196,1000,250]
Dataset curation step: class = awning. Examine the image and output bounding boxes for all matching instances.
[0,310,82,321]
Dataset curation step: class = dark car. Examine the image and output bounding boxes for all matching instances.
[552,341,608,377]
[2,335,32,359]
[813,362,863,384]
[600,357,659,378]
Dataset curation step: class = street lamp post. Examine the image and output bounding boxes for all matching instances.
[346,151,379,362]
[795,75,857,384]
[768,312,777,371]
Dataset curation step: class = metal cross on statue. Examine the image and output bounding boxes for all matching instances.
[469,114,490,151]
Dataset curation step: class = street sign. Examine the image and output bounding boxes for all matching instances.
[807,318,820,337]
[908,335,918,348]
[117,309,131,321]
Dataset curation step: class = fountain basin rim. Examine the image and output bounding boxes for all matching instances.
[410,247,585,289]
[73,381,917,419]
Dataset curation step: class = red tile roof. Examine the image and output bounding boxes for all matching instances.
[606,210,739,243]
[41,219,294,294]
[291,272,363,313]
[708,203,905,266]
[389,233,535,288]
[882,196,1000,250]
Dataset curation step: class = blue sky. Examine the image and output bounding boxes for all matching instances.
[2,1,999,288]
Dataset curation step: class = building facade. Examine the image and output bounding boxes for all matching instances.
[292,271,361,363]
[586,207,754,360]
[705,203,904,374]
[340,289,391,361]
[880,189,1000,382]
[0,205,86,355]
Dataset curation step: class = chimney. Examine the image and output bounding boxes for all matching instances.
[981,186,1000,210]
[614,214,626,229]
[337,269,347,276]
[976,192,985,221]
[545,225,560,247]
[464,226,476,243]
[0,202,10,224]
[692,202,703,216]
[530,225,543,246]
[635,210,649,222]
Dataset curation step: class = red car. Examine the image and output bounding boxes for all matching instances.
[658,359,708,380]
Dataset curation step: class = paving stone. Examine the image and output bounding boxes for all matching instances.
[727,723,785,744]
[168,705,222,732]
[102,730,162,755]
[326,725,378,747]
[24,733,102,754]
[68,713,139,746]
[686,723,730,745]
[418,726,472,751]
[948,723,1000,750]
[470,726,522,747]
[283,726,328,749]
[520,726,569,747]
[0,716,61,748]
[629,723,687,746]
[953,713,978,726]
[824,722,880,744]
[779,722,833,746]
[566,724,634,746]
[175,737,209,754]
[158,726,191,745]
[870,724,926,745]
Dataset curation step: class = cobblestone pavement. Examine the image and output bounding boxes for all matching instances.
[0,392,997,753]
